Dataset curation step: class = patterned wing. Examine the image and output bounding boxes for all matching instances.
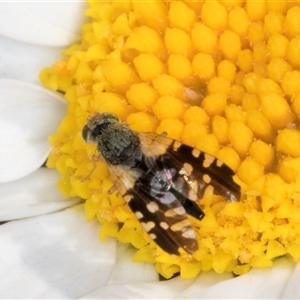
[127,181,198,255]
[139,132,241,203]
[170,143,241,202]
[108,161,199,255]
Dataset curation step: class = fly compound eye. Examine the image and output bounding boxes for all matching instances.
[82,113,119,144]
[82,123,95,144]
[82,113,103,144]
[82,124,88,142]
[102,112,119,122]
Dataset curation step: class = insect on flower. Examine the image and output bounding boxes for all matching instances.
[82,112,241,255]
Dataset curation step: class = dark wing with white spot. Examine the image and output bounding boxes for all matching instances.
[108,158,199,255]
[170,143,241,202]
[139,132,241,203]
[127,181,198,255]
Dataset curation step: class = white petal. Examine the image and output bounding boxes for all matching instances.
[82,276,191,299]
[0,205,117,298]
[83,258,300,299]
[0,168,82,221]
[108,243,159,284]
[282,260,300,298]
[0,2,86,47]
[0,79,66,182]
[196,257,295,299]
[0,35,66,84]
[180,258,294,299]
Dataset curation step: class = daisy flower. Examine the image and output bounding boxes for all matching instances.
[1,1,300,298]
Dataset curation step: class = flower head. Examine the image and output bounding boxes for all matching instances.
[40,0,300,280]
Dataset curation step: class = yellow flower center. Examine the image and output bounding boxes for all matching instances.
[40,0,300,279]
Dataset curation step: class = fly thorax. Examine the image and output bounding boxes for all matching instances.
[97,123,142,166]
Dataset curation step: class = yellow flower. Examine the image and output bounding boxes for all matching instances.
[41,0,300,279]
